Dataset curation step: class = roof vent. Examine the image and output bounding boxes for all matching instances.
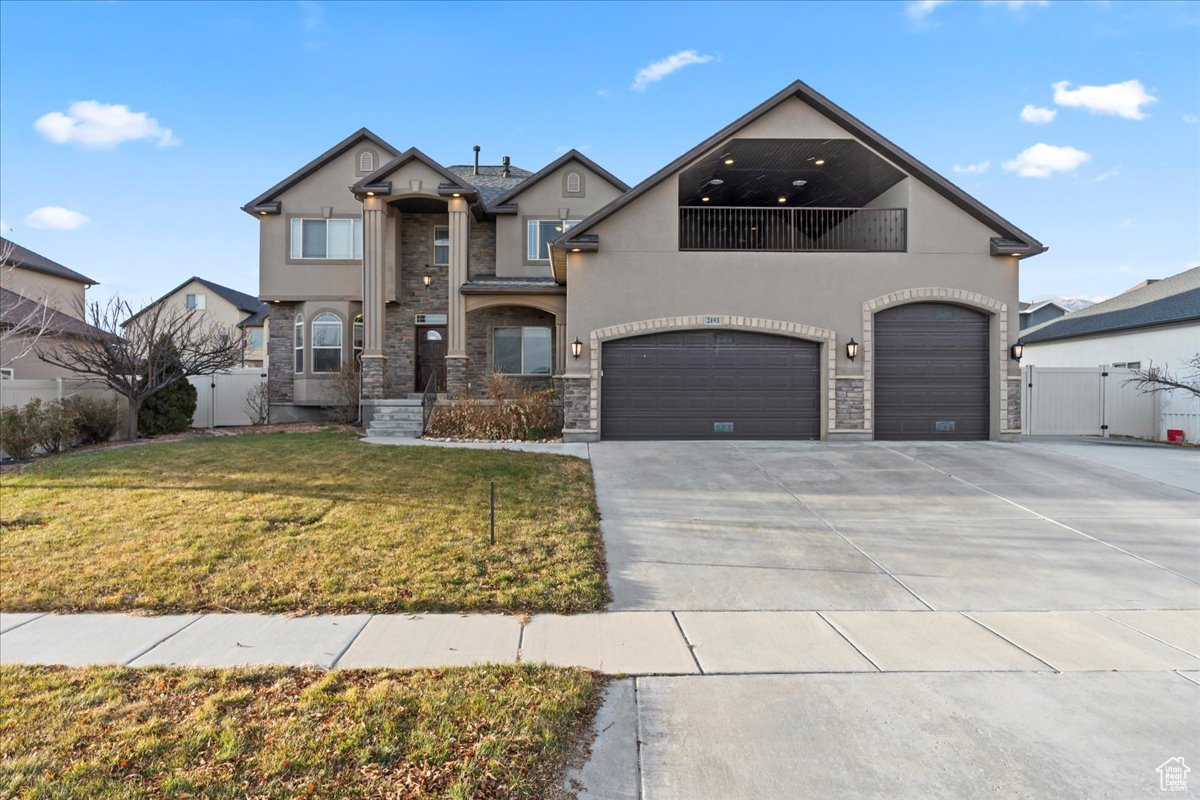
[472,145,481,176]
[502,155,511,178]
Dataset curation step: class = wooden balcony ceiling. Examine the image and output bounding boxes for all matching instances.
[679,139,905,208]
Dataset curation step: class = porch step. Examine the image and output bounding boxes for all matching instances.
[366,400,426,438]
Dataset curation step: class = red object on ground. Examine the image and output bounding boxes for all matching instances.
[1166,429,1185,443]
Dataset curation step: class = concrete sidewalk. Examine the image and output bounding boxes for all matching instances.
[361,436,591,459]
[3,609,1197,674]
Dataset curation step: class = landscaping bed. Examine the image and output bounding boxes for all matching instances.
[0,431,607,614]
[0,663,599,799]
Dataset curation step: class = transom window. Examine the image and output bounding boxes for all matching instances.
[433,225,450,266]
[527,219,579,261]
[185,293,206,310]
[493,326,552,375]
[311,312,343,373]
[290,218,363,260]
[294,313,304,373]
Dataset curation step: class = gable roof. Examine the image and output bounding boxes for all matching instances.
[1021,266,1200,344]
[1020,300,1069,316]
[242,128,398,215]
[447,164,535,207]
[1,236,97,285]
[559,80,1044,255]
[0,285,112,340]
[127,276,270,327]
[489,150,629,208]
[351,146,478,196]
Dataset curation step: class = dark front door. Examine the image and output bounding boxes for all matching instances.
[600,330,822,440]
[873,302,990,440]
[416,326,447,392]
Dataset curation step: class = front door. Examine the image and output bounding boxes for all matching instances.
[415,326,447,392]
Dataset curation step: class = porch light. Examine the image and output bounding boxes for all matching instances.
[777,196,787,203]
[452,192,461,197]
[701,196,711,203]
[366,191,375,196]
[724,158,735,165]
[1010,342,1025,362]
[259,210,268,216]
[846,338,859,361]
[571,337,584,359]
[423,274,433,287]
[814,159,826,166]
[1011,252,1021,257]
[571,247,582,252]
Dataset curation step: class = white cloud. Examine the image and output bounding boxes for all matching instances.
[906,0,950,20]
[1020,104,1057,124]
[1184,113,1199,124]
[34,100,178,149]
[1088,165,1121,184]
[1002,143,1091,178]
[24,206,90,230]
[0,219,9,232]
[631,50,715,91]
[953,160,990,174]
[1052,79,1157,120]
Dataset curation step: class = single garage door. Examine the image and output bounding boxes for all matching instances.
[874,302,989,440]
[600,330,821,440]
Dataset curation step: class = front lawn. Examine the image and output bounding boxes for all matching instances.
[0,431,607,613]
[0,663,598,799]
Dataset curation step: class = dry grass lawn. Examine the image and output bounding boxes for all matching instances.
[0,663,599,799]
[0,431,607,613]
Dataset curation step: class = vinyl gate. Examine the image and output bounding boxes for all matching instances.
[1022,366,1157,438]
[189,368,268,428]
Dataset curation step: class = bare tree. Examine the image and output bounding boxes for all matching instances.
[244,382,270,425]
[1124,354,1200,399]
[0,240,56,370]
[39,295,245,440]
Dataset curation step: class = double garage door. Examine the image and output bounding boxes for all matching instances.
[599,303,989,441]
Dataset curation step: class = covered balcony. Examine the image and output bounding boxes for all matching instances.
[678,139,908,253]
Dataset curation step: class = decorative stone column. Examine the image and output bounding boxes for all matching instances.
[445,196,469,395]
[361,195,387,399]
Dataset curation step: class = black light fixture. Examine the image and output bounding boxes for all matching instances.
[846,338,859,361]
[1010,342,1025,362]
[423,265,432,288]
[571,337,584,359]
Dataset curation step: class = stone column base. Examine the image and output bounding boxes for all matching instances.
[446,356,468,396]
[361,356,386,400]
[560,376,591,432]
[834,377,866,430]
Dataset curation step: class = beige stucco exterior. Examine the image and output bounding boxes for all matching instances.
[4,266,86,319]
[134,279,267,368]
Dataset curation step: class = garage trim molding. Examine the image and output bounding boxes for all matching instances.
[588,315,838,434]
[861,288,1012,435]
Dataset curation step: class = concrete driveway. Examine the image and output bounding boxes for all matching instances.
[571,438,1200,800]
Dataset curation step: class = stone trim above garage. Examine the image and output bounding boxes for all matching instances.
[585,315,838,436]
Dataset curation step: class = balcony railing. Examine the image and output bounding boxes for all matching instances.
[679,206,907,253]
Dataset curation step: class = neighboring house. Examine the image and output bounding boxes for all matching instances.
[1019,300,1069,330]
[0,237,108,380]
[128,277,270,368]
[246,80,1045,441]
[1021,266,1200,371]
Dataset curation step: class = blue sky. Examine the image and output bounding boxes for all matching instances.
[1,0,1197,305]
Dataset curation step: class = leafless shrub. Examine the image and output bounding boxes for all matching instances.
[426,372,561,440]
[244,382,270,425]
[322,366,360,424]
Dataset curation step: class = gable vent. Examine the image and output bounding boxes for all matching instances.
[359,150,375,172]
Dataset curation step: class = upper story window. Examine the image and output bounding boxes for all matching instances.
[185,293,206,310]
[433,226,450,266]
[565,171,582,194]
[290,218,363,260]
[358,150,375,173]
[493,326,552,375]
[294,313,304,373]
[311,312,343,373]
[246,328,264,350]
[527,219,580,262]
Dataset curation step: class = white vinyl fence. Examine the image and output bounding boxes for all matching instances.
[1022,365,1197,442]
[0,378,125,414]
[188,368,268,428]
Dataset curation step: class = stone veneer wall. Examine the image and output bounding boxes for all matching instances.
[384,213,452,396]
[468,219,496,279]
[835,377,865,429]
[266,303,295,404]
[1006,376,1022,431]
[560,377,590,431]
[466,306,556,397]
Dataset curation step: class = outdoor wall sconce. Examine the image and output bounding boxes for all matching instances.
[423,266,433,288]
[571,337,584,359]
[1010,342,1024,362]
[846,338,859,361]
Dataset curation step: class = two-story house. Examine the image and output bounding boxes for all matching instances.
[245,80,1044,441]
[130,277,270,368]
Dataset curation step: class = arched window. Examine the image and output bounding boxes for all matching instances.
[358,150,375,173]
[352,314,364,370]
[565,171,582,194]
[294,313,304,373]
[311,312,343,373]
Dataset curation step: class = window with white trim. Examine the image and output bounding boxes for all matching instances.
[290,218,363,260]
[433,225,450,266]
[294,313,304,373]
[566,171,581,193]
[247,329,264,350]
[0,368,13,380]
[527,219,580,261]
[359,150,375,172]
[185,293,206,310]
[352,315,364,369]
[311,312,343,373]
[493,326,552,375]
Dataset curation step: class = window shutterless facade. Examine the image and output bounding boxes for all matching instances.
[311,312,343,373]
[526,219,580,261]
[493,326,553,375]
[433,226,450,266]
[290,218,363,260]
[185,293,206,310]
[247,329,264,350]
[294,313,305,373]
[352,315,364,369]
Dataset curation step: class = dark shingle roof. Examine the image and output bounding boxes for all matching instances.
[0,286,112,340]
[1022,267,1200,344]
[1,237,97,285]
[127,276,269,327]
[447,165,534,207]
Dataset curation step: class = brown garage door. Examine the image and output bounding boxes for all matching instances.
[600,330,821,440]
[874,302,989,440]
